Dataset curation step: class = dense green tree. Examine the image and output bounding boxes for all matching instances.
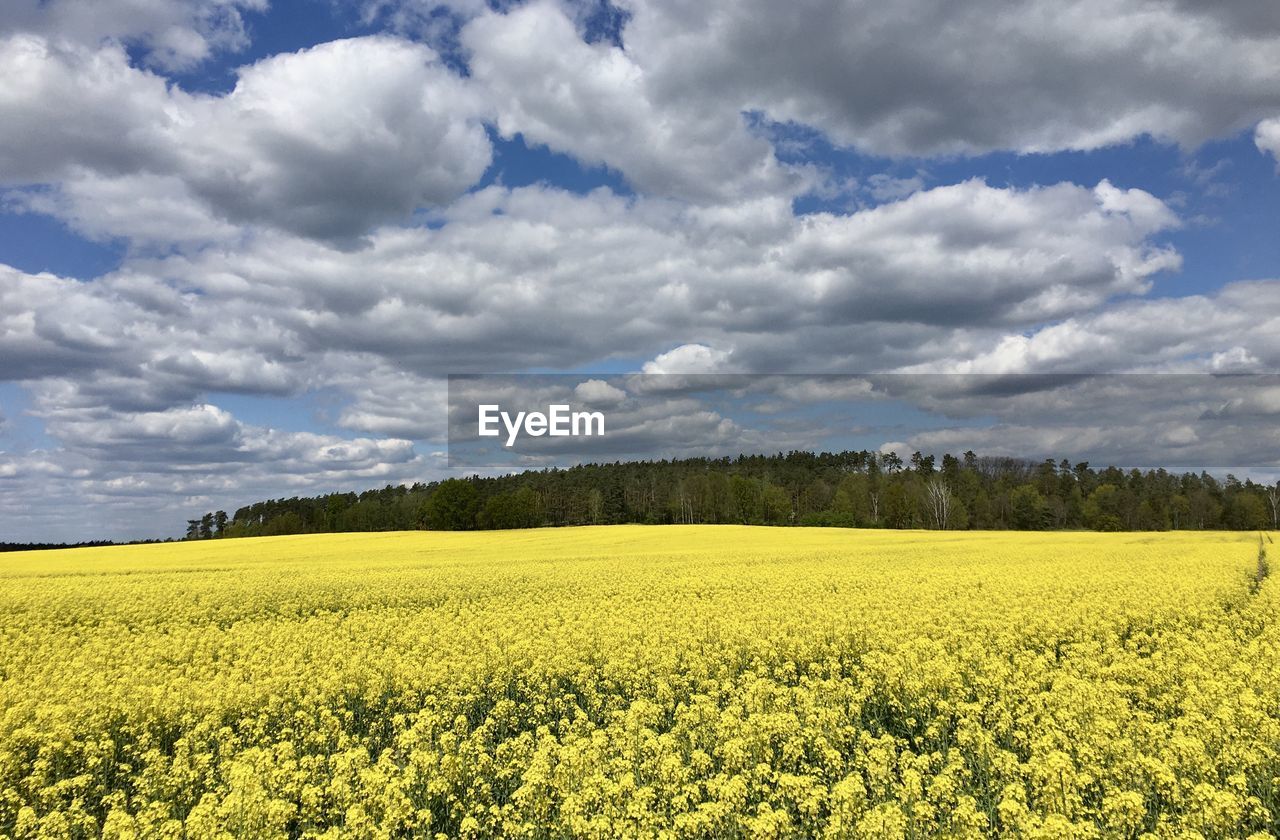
[262,511,304,536]
[832,474,872,525]
[1227,493,1268,530]
[882,482,915,529]
[424,479,481,531]
[479,485,543,529]
[1009,485,1049,530]
[761,482,792,525]
[730,474,760,524]
[1084,484,1120,530]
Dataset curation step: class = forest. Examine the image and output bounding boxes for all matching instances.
[187,449,1280,539]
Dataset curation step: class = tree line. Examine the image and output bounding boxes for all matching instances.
[187,449,1280,539]
[0,538,172,553]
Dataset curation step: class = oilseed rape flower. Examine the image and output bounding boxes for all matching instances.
[0,527,1277,837]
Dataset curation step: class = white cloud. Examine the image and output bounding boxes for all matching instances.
[0,417,432,541]
[642,344,735,374]
[915,280,1280,374]
[0,265,144,381]
[574,379,627,405]
[878,441,910,459]
[0,35,174,184]
[0,0,267,71]
[332,0,1280,164]
[1257,117,1280,164]
[783,179,1180,327]
[462,0,802,203]
[0,177,1188,407]
[0,34,492,242]
[1210,347,1262,373]
[617,0,1280,156]
[174,37,492,241]
[8,172,241,245]
[333,369,449,440]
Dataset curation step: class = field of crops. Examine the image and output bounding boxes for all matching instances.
[0,527,1276,838]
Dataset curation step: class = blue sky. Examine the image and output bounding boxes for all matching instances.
[2,0,1279,540]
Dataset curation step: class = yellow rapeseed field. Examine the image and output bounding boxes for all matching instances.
[1,527,1277,839]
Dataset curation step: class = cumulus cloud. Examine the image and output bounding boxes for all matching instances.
[0,35,174,183]
[919,281,1280,374]
[617,0,1280,156]
[0,0,267,70]
[784,179,1180,327]
[0,265,144,381]
[333,369,449,441]
[9,172,241,245]
[0,34,491,242]
[331,0,1280,163]
[0,399,431,542]
[0,177,1189,408]
[642,344,735,374]
[96,178,1178,383]
[0,263,309,413]
[462,1,802,202]
[0,168,1223,541]
[0,447,432,543]
[574,379,627,406]
[175,37,491,241]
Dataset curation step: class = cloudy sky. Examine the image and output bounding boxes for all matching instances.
[2,0,1279,541]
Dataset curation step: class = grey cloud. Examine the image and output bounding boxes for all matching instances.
[8,173,241,246]
[0,407,432,541]
[619,0,1280,156]
[0,265,310,412]
[782,179,1180,327]
[0,0,266,71]
[139,180,1181,381]
[0,266,140,380]
[366,0,1280,158]
[332,368,449,441]
[916,281,1280,374]
[0,177,1195,447]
